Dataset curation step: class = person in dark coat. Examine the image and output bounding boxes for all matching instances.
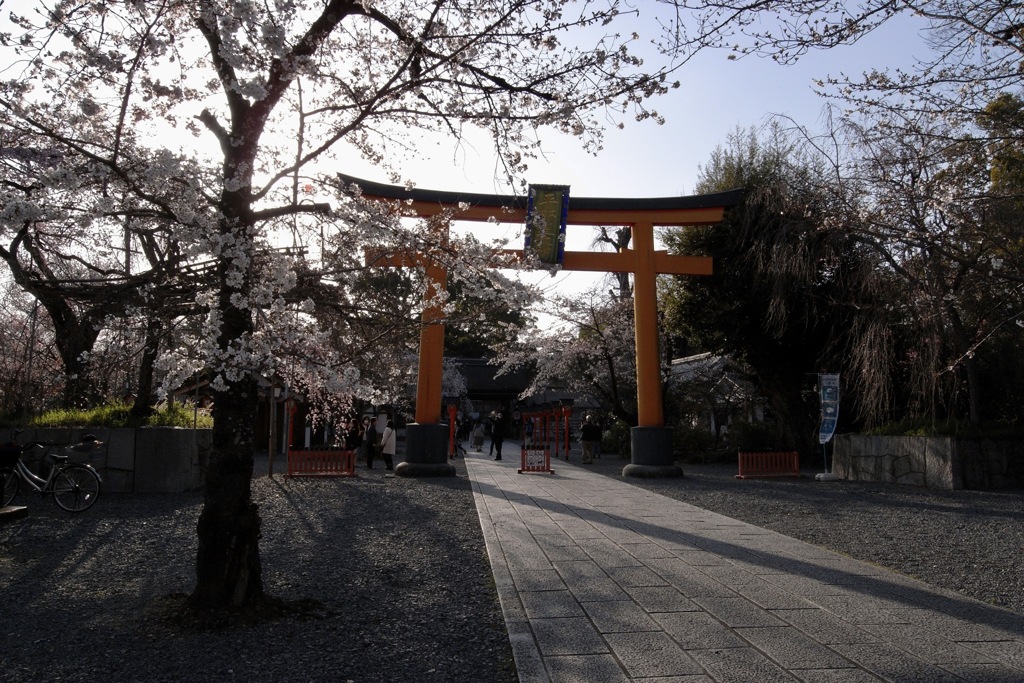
[345,418,362,452]
[580,415,601,464]
[491,411,507,461]
[363,417,379,469]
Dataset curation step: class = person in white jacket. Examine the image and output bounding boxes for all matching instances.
[471,421,485,451]
[380,419,397,471]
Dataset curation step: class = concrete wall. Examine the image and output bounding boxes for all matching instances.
[834,434,1024,491]
[0,427,211,493]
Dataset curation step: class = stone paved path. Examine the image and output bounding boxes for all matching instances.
[464,448,1024,683]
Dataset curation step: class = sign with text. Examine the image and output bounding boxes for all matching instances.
[524,184,569,265]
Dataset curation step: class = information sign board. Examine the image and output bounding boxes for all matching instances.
[519,447,554,475]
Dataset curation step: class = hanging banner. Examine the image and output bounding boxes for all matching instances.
[818,373,840,444]
[524,184,569,265]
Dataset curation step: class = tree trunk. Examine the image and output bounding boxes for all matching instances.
[2,230,102,409]
[189,205,265,609]
[944,302,981,427]
[189,308,264,609]
[760,370,815,454]
[50,309,101,408]
[130,315,162,419]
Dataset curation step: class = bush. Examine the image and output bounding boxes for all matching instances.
[28,401,212,429]
[673,427,715,462]
[145,402,213,429]
[724,420,778,451]
[30,401,135,428]
[600,419,631,458]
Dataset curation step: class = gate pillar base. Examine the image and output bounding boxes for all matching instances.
[395,423,455,478]
[623,426,683,478]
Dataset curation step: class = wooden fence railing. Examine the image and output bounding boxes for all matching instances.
[287,448,357,477]
[736,451,800,479]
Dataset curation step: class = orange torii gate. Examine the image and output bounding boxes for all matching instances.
[344,174,741,477]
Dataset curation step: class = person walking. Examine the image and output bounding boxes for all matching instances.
[471,420,485,451]
[580,415,601,464]
[491,411,506,461]
[345,417,361,453]
[358,416,371,465]
[486,415,495,457]
[380,419,397,471]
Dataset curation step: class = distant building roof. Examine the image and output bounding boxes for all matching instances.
[670,352,727,381]
[451,358,532,400]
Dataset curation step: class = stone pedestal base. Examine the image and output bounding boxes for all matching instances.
[622,426,683,478]
[395,423,455,478]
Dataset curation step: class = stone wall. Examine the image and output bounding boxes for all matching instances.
[833,434,1024,490]
[0,427,211,493]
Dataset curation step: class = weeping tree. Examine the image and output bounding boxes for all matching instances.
[831,101,1024,428]
[663,101,1024,438]
[659,0,1024,432]
[2,0,692,611]
[660,124,887,449]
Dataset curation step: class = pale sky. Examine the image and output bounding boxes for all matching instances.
[339,14,931,200]
[332,13,933,302]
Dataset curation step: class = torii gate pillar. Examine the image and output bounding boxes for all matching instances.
[626,219,677,477]
[403,259,456,477]
[350,174,741,478]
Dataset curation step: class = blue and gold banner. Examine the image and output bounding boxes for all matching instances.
[524,184,569,265]
[818,373,840,444]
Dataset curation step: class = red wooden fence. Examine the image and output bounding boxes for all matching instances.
[287,448,357,477]
[736,451,800,479]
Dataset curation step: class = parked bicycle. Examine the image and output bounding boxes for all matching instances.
[1,432,103,513]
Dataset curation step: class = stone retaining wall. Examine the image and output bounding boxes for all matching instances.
[833,434,1024,490]
[0,427,211,493]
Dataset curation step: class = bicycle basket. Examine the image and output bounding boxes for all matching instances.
[0,443,21,468]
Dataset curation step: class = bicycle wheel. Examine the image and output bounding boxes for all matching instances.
[51,465,101,513]
[1,469,18,507]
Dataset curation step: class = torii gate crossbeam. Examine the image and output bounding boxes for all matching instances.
[346,174,741,477]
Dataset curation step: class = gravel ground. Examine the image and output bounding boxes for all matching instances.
[0,455,515,683]
[578,453,1024,615]
[2,446,1022,682]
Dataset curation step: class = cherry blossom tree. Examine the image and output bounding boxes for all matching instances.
[500,290,642,426]
[0,281,61,418]
[1,1,688,611]
[660,0,1024,127]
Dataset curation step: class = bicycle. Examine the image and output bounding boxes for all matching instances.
[1,432,103,513]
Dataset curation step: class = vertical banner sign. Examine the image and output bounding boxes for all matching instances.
[818,374,840,444]
[524,184,569,266]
